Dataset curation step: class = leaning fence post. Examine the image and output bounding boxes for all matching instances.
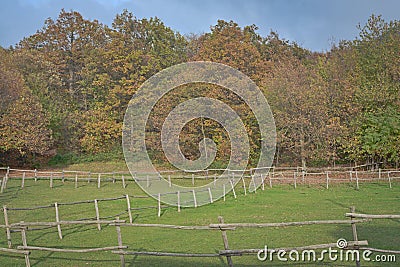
[94,199,101,230]
[115,217,125,267]
[20,223,31,267]
[218,216,233,267]
[350,206,360,267]
[125,195,132,223]
[54,202,62,239]
[3,205,12,248]
[229,180,237,198]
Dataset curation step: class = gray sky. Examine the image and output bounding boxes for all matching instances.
[1,0,399,51]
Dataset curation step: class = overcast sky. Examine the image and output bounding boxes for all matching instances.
[1,0,399,51]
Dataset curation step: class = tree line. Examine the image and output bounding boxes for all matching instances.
[0,10,399,168]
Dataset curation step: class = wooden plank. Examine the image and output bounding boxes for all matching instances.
[345,213,400,219]
[112,250,220,257]
[17,245,127,253]
[209,219,369,229]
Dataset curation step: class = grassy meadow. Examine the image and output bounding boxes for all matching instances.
[0,164,399,266]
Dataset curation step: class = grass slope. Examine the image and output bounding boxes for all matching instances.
[0,175,398,266]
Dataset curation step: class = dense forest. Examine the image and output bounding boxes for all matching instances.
[0,9,399,168]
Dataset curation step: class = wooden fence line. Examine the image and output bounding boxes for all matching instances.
[2,167,399,195]
[0,208,399,267]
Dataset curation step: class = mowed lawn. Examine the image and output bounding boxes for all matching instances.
[0,171,398,266]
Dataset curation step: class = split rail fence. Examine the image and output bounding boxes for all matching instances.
[0,167,399,197]
[0,206,399,267]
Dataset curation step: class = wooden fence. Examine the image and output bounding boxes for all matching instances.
[0,206,399,267]
[0,167,399,198]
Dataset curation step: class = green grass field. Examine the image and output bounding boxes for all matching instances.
[0,169,399,266]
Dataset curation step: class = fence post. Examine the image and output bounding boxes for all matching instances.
[157,193,161,217]
[177,191,181,212]
[75,173,78,189]
[3,205,12,248]
[350,206,361,267]
[208,188,213,203]
[192,173,194,186]
[168,175,171,187]
[269,172,272,188]
[192,190,197,208]
[122,175,126,188]
[62,170,65,183]
[97,173,101,189]
[146,175,149,187]
[112,172,116,183]
[94,199,101,230]
[125,195,132,223]
[20,223,31,267]
[21,172,25,189]
[293,171,297,189]
[50,172,53,188]
[229,180,237,198]
[251,175,257,192]
[54,202,63,239]
[214,174,217,187]
[4,166,10,189]
[378,168,381,181]
[326,171,329,189]
[115,217,125,267]
[34,169,37,182]
[218,216,233,267]
[223,184,226,202]
[388,172,392,189]
[242,176,247,195]
[355,170,359,190]
[261,174,265,191]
